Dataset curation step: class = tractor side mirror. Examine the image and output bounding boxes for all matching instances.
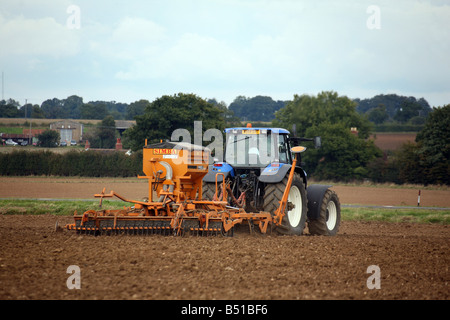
[314,136,322,149]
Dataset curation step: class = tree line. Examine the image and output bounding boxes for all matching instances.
[0,96,143,120]
[355,94,432,125]
[1,92,448,185]
[1,93,433,127]
[271,91,448,185]
[122,92,448,185]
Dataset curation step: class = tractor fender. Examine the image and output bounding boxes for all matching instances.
[203,163,234,183]
[306,184,332,220]
[259,164,307,185]
[259,163,291,183]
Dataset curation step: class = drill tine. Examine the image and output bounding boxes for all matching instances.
[156,222,161,235]
[150,221,154,235]
[128,221,132,235]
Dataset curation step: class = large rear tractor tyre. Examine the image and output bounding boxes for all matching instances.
[263,174,307,235]
[202,182,217,200]
[308,189,341,236]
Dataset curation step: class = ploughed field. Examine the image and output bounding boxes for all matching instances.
[0,177,448,300]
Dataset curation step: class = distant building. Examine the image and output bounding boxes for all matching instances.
[22,129,45,136]
[0,129,44,145]
[50,120,83,142]
[115,120,135,136]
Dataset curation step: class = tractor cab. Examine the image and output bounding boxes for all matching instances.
[203,125,297,186]
[224,125,293,169]
[204,124,321,183]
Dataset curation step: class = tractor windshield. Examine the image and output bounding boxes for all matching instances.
[225,129,290,168]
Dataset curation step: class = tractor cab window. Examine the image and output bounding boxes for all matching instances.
[225,130,287,167]
[277,135,290,164]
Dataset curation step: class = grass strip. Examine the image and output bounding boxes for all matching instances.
[0,200,448,225]
[341,207,450,225]
[0,199,128,216]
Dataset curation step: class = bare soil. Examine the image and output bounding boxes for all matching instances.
[1,176,449,207]
[0,177,449,300]
[0,215,448,300]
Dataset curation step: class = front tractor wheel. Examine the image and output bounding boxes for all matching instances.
[263,174,307,235]
[308,189,341,236]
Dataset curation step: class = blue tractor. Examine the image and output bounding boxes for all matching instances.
[202,125,341,236]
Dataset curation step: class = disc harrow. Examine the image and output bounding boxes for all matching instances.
[69,219,174,236]
[66,208,231,237]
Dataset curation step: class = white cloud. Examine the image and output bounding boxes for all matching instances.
[88,17,252,82]
[0,0,72,21]
[112,17,167,47]
[164,33,252,79]
[88,17,167,70]
[0,13,80,58]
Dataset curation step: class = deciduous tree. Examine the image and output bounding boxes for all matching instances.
[37,129,60,148]
[124,93,226,151]
[273,91,380,181]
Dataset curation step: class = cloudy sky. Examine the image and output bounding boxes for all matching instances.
[1,0,449,108]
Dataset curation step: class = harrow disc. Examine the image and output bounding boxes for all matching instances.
[67,214,227,237]
[69,217,174,236]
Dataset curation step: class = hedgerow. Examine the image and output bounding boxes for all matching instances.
[0,150,142,177]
